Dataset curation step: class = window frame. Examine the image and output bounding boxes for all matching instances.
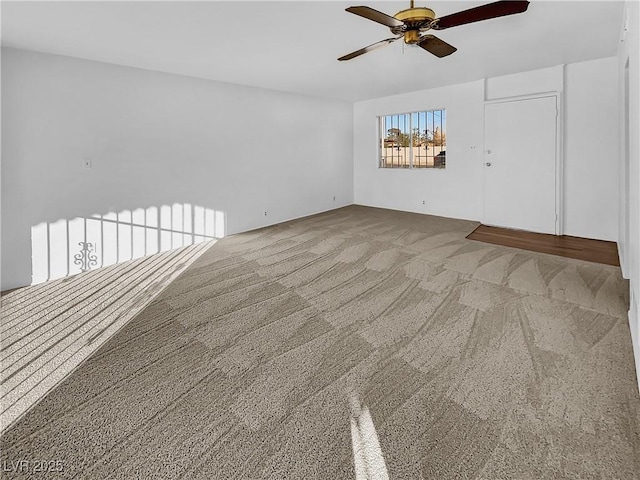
[377,108,447,170]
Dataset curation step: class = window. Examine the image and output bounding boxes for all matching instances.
[378,109,446,169]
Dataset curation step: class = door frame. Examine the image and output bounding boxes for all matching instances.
[620,57,630,278]
[482,91,564,235]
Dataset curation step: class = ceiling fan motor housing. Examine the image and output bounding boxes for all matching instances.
[393,7,436,44]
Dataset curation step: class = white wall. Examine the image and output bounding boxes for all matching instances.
[485,65,563,100]
[354,80,485,221]
[353,59,619,242]
[617,1,640,391]
[1,48,353,290]
[564,57,619,241]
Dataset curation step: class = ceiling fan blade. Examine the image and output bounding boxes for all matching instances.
[345,6,404,28]
[418,35,457,57]
[338,36,401,61]
[433,0,529,30]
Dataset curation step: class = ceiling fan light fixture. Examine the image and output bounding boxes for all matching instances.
[403,30,419,44]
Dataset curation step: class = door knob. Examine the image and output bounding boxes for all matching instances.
[485,162,492,167]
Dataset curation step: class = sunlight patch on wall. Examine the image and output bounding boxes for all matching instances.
[31,203,225,284]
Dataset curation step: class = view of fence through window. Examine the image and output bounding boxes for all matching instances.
[379,109,446,169]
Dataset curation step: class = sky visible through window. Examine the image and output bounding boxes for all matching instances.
[383,110,446,140]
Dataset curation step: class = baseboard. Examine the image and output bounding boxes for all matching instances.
[630,293,640,394]
[617,241,629,279]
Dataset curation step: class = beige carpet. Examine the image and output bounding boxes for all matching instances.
[1,205,638,479]
[0,241,214,433]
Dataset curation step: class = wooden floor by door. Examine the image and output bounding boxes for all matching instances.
[484,95,558,234]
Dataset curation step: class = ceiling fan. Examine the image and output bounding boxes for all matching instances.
[338,0,529,61]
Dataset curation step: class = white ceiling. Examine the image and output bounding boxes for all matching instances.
[1,1,624,102]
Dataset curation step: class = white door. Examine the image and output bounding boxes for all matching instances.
[483,96,558,234]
